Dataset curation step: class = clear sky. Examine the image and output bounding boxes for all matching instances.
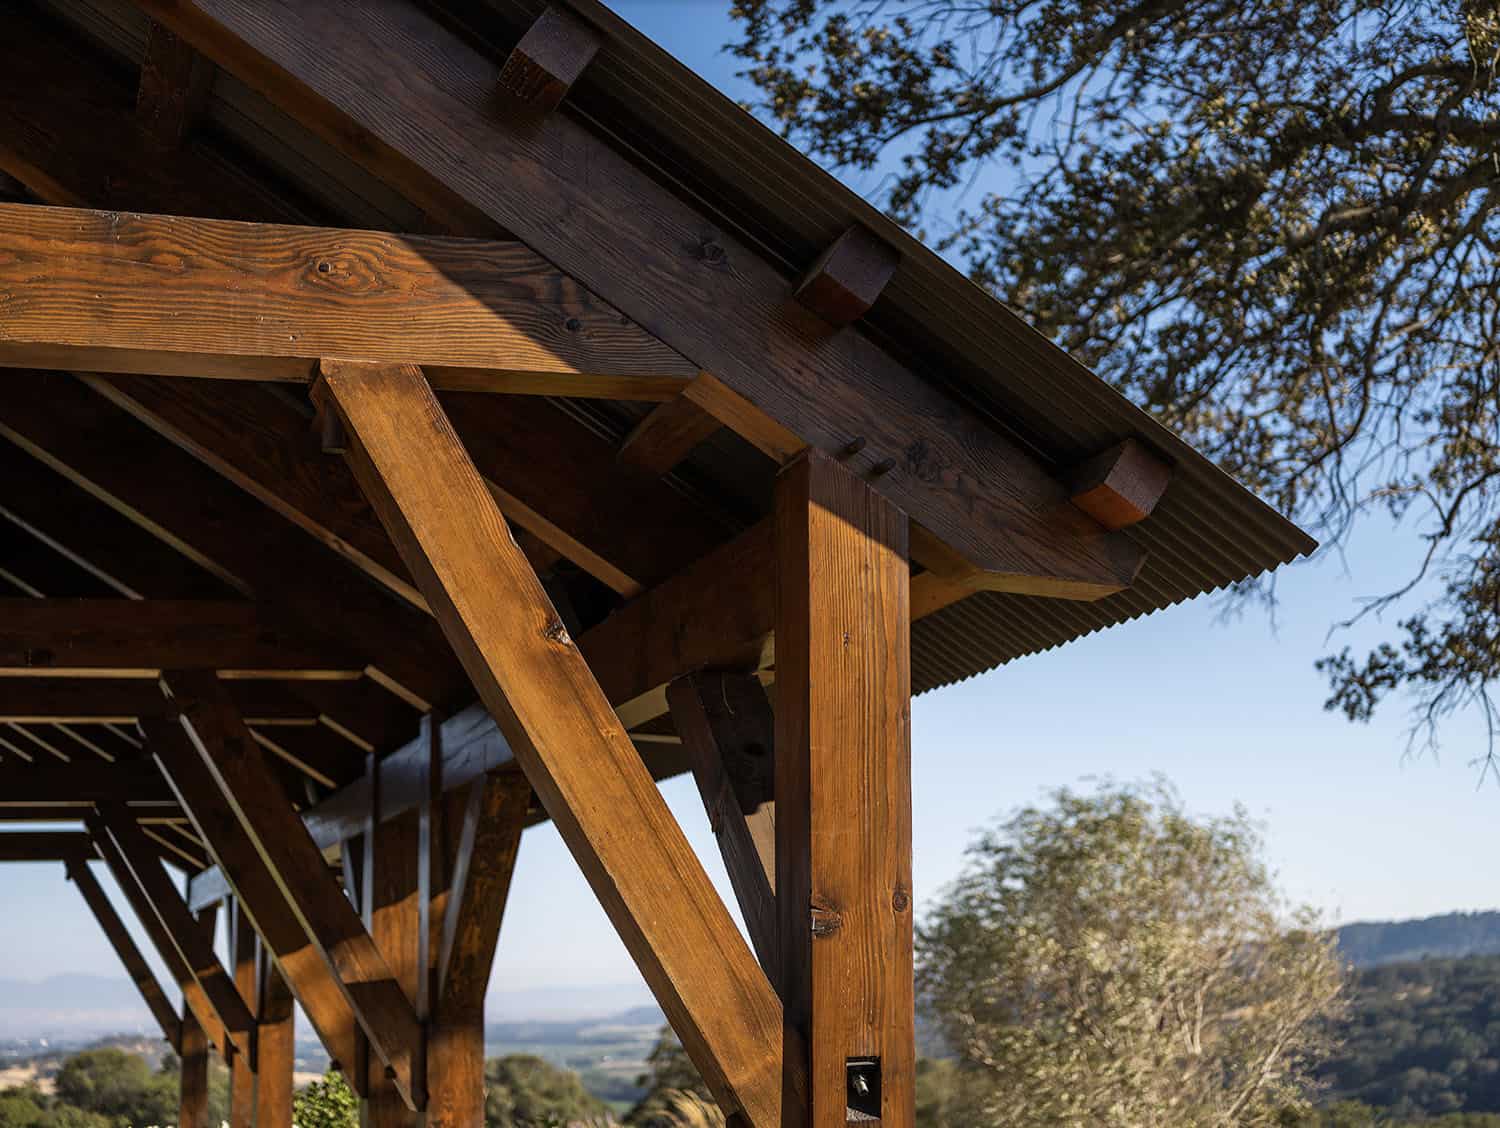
[0,0,1495,1019]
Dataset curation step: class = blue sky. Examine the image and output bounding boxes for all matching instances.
[0,0,1496,1017]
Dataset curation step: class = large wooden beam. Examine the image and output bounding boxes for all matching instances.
[257,951,296,1128]
[776,452,914,1126]
[66,855,182,1052]
[227,900,258,1128]
[138,22,216,151]
[0,371,469,710]
[163,670,425,1110]
[0,761,176,804]
[145,714,364,1088]
[0,599,363,678]
[0,831,95,861]
[666,673,778,984]
[135,0,1144,600]
[180,908,218,1128]
[364,808,423,1128]
[0,203,694,399]
[97,805,259,1051]
[315,359,797,1126]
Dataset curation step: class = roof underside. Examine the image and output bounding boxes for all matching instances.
[22,0,1313,709]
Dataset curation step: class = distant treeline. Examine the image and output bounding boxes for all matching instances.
[1339,913,1500,969]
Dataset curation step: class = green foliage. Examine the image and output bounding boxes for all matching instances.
[625,1026,719,1127]
[483,1054,612,1128]
[50,1048,177,1128]
[916,780,1346,1126]
[731,0,1500,759]
[1288,1100,1500,1125]
[1316,954,1500,1117]
[292,1069,357,1128]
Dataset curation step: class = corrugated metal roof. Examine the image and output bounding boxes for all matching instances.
[40,0,1315,697]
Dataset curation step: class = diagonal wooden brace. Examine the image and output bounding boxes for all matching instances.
[313,358,804,1128]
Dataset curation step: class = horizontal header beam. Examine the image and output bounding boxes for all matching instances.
[0,204,695,399]
[0,831,95,861]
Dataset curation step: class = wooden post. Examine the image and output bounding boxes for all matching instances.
[775,450,913,1127]
[180,907,219,1128]
[258,950,296,1128]
[365,808,423,1128]
[315,359,800,1127]
[229,900,257,1128]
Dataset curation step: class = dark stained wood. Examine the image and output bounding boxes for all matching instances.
[228,900,258,1127]
[138,22,216,150]
[250,725,365,791]
[0,372,468,710]
[794,225,901,327]
[145,714,364,1092]
[666,673,778,983]
[67,855,182,1052]
[257,952,296,1128]
[0,677,348,726]
[775,451,914,1127]
[365,808,423,1128]
[618,382,722,477]
[180,947,212,1128]
[0,440,229,600]
[0,600,362,677]
[0,5,304,223]
[133,0,1143,599]
[1068,438,1173,530]
[0,831,93,861]
[163,669,425,1110]
[88,815,229,1054]
[0,203,695,398]
[497,6,602,112]
[316,359,796,1126]
[0,762,175,804]
[98,804,259,1048]
[427,772,527,1127]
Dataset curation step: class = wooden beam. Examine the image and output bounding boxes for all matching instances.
[794,226,900,327]
[257,951,296,1128]
[163,670,426,1110]
[497,6,603,112]
[97,805,258,1049]
[145,714,364,1089]
[775,451,914,1126]
[427,771,528,1127]
[138,22,215,150]
[180,929,213,1128]
[133,0,1144,600]
[0,370,473,710]
[0,599,363,678]
[0,761,175,804]
[228,900,258,1127]
[66,855,182,1052]
[0,4,304,223]
[618,380,722,478]
[315,359,797,1126]
[666,673,778,983]
[0,831,94,861]
[1067,438,1173,530]
[0,203,695,399]
[89,816,230,1054]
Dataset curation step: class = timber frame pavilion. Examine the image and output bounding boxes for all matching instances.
[0,1,1313,1125]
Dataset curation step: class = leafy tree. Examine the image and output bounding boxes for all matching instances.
[0,1088,50,1128]
[626,1026,719,1126]
[915,780,1346,1126]
[52,1049,175,1128]
[291,1069,357,1128]
[731,0,1500,762]
[482,1054,612,1128]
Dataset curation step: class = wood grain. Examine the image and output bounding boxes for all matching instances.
[667,673,778,984]
[776,451,914,1127]
[365,808,422,1128]
[0,203,695,396]
[228,900,258,1127]
[256,952,296,1128]
[618,383,723,477]
[138,22,215,151]
[133,0,1143,598]
[794,226,900,327]
[497,6,602,112]
[316,359,799,1127]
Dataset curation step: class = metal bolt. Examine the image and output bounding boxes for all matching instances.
[837,437,867,460]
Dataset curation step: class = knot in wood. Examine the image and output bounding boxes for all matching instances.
[810,899,843,938]
[892,887,911,913]
[543,619,572,646]
[564,317,583,332]
[697,238,727,267]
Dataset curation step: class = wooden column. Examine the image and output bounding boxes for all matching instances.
[775,450,913,1127]
[427,772,530,1126]
[257,951,296,1128]
[365,807,423,1128]
[315,360,799,1127]
[228,900,257,1128]
[180,907,218,1128]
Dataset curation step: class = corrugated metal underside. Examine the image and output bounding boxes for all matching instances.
[39,0,1314,696]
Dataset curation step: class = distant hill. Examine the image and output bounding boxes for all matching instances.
[1338,912,1500,967]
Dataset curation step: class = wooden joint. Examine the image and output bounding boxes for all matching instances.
[617,380,721,477]
[1067,438,1173,530]
[496,6,603,113]
[793,225,900,327]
